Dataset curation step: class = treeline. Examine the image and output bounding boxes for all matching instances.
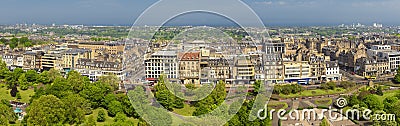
[0,37,52,49]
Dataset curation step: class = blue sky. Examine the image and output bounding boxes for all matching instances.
[0,0,399,26]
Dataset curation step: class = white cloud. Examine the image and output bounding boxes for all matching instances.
[254,1,273,6]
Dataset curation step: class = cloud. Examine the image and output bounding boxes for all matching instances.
[254,1,273,6]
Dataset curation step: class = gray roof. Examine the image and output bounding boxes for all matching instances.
[63,48,91,55]
[152,50,176,56]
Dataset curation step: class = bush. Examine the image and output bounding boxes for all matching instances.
[16,92,21,99]
[114,112,127,122]
[20,84,29,90]
[97,109,106,122]
[311,91,317,94]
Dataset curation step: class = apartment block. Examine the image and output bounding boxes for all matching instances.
[144,50,178,81]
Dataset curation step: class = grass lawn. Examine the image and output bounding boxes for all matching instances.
[279,88,347,98]
[268,102,288,110]
[0,86,35,103]
[314,98,333,106]
[87,108,139,126]
[374,90,400,103]
[173,104,196,116]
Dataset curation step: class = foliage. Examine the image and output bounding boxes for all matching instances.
[0,58,9,79]
[80,81,112,108]
[321,82,336,90]
[18,74,30,90]
[394,67,400,83]
[273,84,303,95]
[226,98,271,126]
[383,96,398,114]
[363,94,384,111]
[154,75,184,111]
[97,108,106,122]
[339,81,356,89]
[62,94,92,125]
[252,80,262,95]
[98,74,120,91]
[0,103,17,125]
[67,70,88,93]
[192,80,226,116]
[83,115,96,126]
[25,70,38,82]
[113,112,127,122]
[27,95,66,125]
[108,101,124,117]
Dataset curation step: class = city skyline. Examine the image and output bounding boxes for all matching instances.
[1,0,399,26]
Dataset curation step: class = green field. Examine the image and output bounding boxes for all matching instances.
[314,98,333,106]
[268,102,288,110]
[0,87,35,103]
[374,90,400,102]
[173,104,196,116]
[279,88,346,98]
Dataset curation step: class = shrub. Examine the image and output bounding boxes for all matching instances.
[16,92,21,99]
[311,91,317,94]
[97,109,106,122]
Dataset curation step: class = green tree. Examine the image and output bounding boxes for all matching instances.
[25,70,38,82]
[48,68,62,82]
[83,115,96,126]
[9,38,18,49]
[0,38,7,44]
[155,90,176,111]
[27,95,66,125]
[108,101,124,117]
[98,74,120,91]
[321,82,336,90]
[19,37,30,45]
[192,81,227,116]
[226,98,271,126]
[18,73,30,90]
[80,82,111,108]
[384,96,398,112]
[115,94,138,117]
[97,109,106,122]
[67,70,88,93]
[363,95,384,111]
[154,74,184,110]
[103,94,117,108]
[0,58,9,79]
[0,103,17,125]
[36,71,51,85]
[62,94,92,125]
[113,112,127,122]
[253,80,261,95]
[394,67,400,83]
[391,101,400,124]
[45,77,73,99]
[6,68,24,97]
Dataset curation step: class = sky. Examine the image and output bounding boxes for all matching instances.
[0,0,399,26]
